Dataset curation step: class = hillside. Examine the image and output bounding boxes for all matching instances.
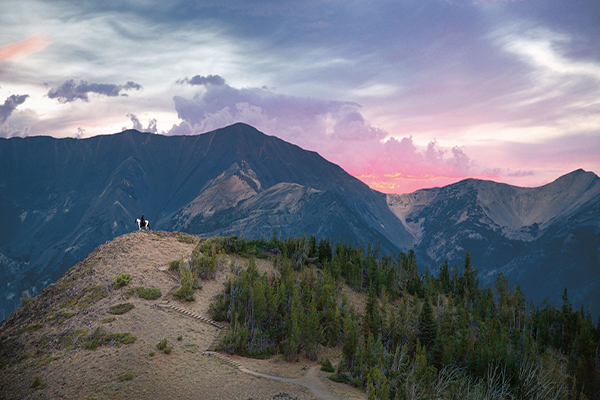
[1,123,598,321]
[0,123,410,321]
[388,169,600,313]
[0,231,365,400]
[2,231,599,399]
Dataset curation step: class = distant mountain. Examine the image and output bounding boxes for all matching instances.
[0,123,411,320]
[1,123,598,320]
[388,169,600,313]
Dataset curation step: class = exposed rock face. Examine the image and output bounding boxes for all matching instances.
[1,122,598,319]
[388,169,600,312]
[0,123,411,320]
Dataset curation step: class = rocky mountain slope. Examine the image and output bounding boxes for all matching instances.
[0,231,363,400]
[388,169,600,312]
[0,123,410,320]
[1,123,598,319]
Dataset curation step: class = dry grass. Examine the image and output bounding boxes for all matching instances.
[0,231,338,400]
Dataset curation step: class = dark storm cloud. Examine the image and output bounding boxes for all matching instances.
[0,94,29,124]
[47,80,142,103]
[177,74,226,86]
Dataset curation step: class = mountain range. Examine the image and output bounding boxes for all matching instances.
[1,123,598,319]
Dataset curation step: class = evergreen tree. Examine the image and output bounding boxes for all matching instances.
[363,287,382,340]
[418,294,437,350]
[318,238,332,263]
[308,235,318,258]
[439,260,451,293]
[343,315,359,369]
[303,298,322,360]
[371,366,390,400]
[284,287,301,361]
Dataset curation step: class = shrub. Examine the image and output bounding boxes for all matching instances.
[180,259,198,288]
[125,286,162,300]
[192,252,217,280]
[101,316,116,324]
[174,260,197,301]
[84,339,100,350]
[109,303,134,315]
[157,338,168,351]
[76,285,107,309]
[118,373,134,382]
[109,332,136,344]
[149,351,155,356]
[177,335,183,341]
[37,354,59,367]
[328,373,349,383]
[31,375,46,389]
[208,293,228,322]
[112,273,132,289]
[168,259,181,271]
[138,287,162,300]
[157,338,173,354]
[26,323,43,332]
[58,310,76,323]
[173,284,195,301]
[183,342,199,353]
[177,234,197,244]
[321,357,335,373]
[84,327,137,350]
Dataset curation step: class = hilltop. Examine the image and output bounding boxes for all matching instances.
[1,123,598,320]
[2,230,599,399]
[0,231,365,400]
[0,123,409,321]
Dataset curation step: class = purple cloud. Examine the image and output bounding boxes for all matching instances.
[166,78,485,193]
[168,81,382,145]
[0,94,29,124]
[177,74,226,86]
[48,80,142,103]
[126,113,158,133]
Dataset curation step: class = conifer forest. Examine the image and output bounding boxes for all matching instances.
[196,235,600,399]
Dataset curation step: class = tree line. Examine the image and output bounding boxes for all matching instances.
[199,234,599,399]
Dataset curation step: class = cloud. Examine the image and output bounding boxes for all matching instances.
[177,74,226,86]
[0,94,29,124]
[126,113,158,133]
[167,79,487,193]
[47,80,143,103]
[168,81,383,144]
[507,170,534,177]
[0,35,52,61]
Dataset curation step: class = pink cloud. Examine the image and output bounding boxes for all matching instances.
[0,35,52,61]
[167,79,598,194]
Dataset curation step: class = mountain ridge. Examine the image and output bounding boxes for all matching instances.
[388,167,600,310]
[0,123,411,320]
[0,123,598,319]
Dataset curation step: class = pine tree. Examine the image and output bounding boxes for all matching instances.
[439,260,450,294]
[418,294,437,350]
[284,287,301,361]
[371,366,390,400]
[364,287,382,339]
[367,375,377,400]
[342,315,359,369]
[303,298,322,360]
[308,235,317,258]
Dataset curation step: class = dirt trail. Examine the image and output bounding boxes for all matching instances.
[161,281,347,400]
[239,365,344,400]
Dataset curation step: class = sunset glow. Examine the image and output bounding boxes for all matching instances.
[1,0,598,194]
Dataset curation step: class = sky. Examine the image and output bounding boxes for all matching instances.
[0,0,599,194]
